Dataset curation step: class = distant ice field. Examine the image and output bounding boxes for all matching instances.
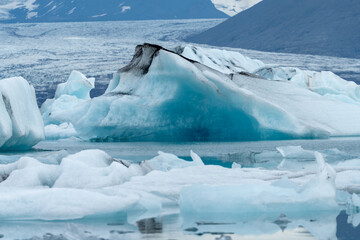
[1,19,360,105]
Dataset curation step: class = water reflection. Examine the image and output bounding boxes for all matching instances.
[136,217,163,234]
[215,235,232,240]
[336,210,360,240]
[0,210,359,239]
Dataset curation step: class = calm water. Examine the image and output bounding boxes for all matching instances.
[1,211,359,240]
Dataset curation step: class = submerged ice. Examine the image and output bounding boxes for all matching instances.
[41,44,360,142]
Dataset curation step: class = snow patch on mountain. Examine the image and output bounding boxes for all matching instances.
[0,0,38,19]
[0,0,227,22]
[211,0,261,16]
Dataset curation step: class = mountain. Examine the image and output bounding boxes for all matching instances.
[211,0,261,16]
[187,0,360,59]
[0,0,228,23]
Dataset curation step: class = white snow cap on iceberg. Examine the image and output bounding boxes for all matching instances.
[0,77,44,150]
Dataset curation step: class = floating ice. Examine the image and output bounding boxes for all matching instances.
[44,122,78,140]
[41,44,360,141]
[256,67,360,104]
[0,149,206,220]
[0,148,358,222]
[180,152,340,226]
[41,70,95,139]
[54,70,95,100]
[0,77,44,150]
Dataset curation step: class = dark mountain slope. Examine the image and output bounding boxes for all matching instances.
[3,0,228,23]
[187,0,360,58]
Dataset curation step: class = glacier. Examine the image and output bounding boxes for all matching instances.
[42,44,360,142]
[0,77,44,150]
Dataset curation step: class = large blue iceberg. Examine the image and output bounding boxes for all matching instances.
[42,44,360,141]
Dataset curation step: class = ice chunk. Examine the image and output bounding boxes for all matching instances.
[44,123,78,140]
[276,146,356,171]
[42,43,360,141]
[277,146,315,160]
[180,182,339,216]
[231,162,241,169]
[0,77,44,150]
[0,187,141,220]
[0,150,205,220]
[0,148,358,223]
[41,70,94,137]
[180,152,338,215]
[54,70,95,100]
[53,150,136,188]
[190,150,205,166]
[141,151,204,172]
[346,194,360,227]
[0,156,59,187]
[41,94,86,126]
[178,45,264,74]
[255,67,360,104]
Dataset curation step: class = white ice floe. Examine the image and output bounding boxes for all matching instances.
[255,67,360,104]
[0,149,359,222]
[41,44,360,141]
[180,152,339,216]
[44,122,78,140]
[0,77,44,150]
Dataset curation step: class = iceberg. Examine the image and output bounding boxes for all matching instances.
[255,67,360,104]
[41,70,94,126]
[0,77,44,150]
[41,44,360,141]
